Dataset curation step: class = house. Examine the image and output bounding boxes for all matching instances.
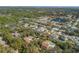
[36,27,47,33]
[24,36,33,44]
[51,27,59,31]
[42,40,55,49]
[37,16,48,24]
[44,30,51,35]
[49,33,59,40]
[66,14,73,19]
[58,35,66,41]
[24,23,29,28]
[0,36,8,47]
[4,24,9,28]
[12,31,20,38]
[0,36,2,40]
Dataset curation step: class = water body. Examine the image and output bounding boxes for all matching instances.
[50,18,66,23]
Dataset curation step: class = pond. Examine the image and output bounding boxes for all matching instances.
[50,18,66,23]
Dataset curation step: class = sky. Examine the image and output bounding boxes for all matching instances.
[0,0,78,6]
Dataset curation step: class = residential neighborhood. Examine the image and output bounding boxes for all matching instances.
[0,7,79,53]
